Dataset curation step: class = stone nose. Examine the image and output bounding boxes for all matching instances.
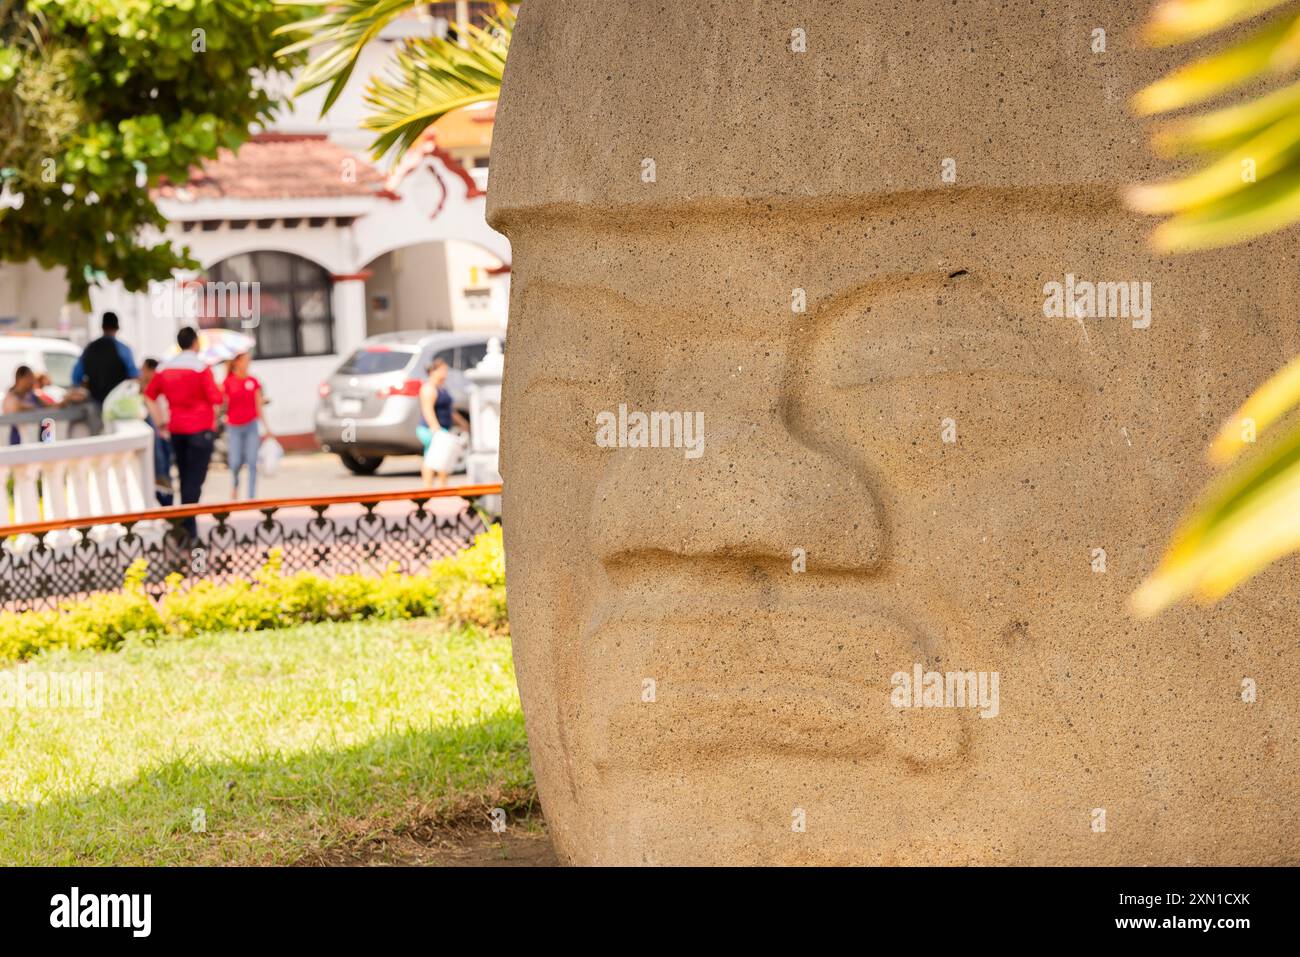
[590,362,886,573]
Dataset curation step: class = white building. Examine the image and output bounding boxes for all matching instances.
[0,12,510,444]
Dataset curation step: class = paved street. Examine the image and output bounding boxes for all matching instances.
[199,449,469,504]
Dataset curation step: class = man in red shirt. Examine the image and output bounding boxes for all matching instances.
[143,326,222,536]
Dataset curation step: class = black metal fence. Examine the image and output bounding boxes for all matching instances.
[0,487,497,612]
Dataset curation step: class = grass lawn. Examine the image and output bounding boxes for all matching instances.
[0,619,533,865]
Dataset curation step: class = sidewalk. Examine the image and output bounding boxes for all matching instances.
[201,450,467,503]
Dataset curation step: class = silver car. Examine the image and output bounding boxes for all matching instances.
[314,331,502,475]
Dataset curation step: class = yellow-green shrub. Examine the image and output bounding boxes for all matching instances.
[428,523,508,632]
[0,524,507,662]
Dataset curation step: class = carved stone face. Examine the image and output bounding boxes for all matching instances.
[489,1,1300,865]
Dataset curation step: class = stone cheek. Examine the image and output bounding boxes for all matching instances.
[489,0,1300,865]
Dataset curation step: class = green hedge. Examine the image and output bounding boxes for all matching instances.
[0,524,507,662]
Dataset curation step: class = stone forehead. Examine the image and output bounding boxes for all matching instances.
[488,0,1177,224]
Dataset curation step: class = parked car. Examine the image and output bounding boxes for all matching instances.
[314,330,503,475]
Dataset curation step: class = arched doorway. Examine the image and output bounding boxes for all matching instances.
[362,239,507,338]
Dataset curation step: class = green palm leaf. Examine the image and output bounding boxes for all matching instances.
[362,9,512,160]
[1129,111,1300,216]
[1151,78,1300,156]
[276,1,512,160]
[1150,158,1300,250]
[275,0,434,117]
[1132,415,1300,615]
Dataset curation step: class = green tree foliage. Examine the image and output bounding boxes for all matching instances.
[0,0,305,302]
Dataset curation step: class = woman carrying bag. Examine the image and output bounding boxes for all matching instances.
[418,358,469,488]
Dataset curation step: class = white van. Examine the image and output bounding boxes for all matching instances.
[0,334,86,441]
[0,334,81,399]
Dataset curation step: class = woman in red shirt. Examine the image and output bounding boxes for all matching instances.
[222,351,271,499]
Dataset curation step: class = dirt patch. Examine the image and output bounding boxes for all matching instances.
[298,789,560,866]
[310,819,558,866]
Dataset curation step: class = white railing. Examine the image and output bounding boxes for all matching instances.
[0,404,95,445]
[0,420,155,537]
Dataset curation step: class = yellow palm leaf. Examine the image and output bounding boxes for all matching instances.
[1145,0,1295,46]
[1149,159,1300,250]
[1129,111,1300,213]
[1209,353,1300,463]
[1132,416,1300,615]
[1133,12,1295,115]
[1152,78,1300,156]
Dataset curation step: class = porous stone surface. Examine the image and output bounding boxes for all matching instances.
[487,0,1300,865]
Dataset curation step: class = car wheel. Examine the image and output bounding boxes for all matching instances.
[339,452,384,475]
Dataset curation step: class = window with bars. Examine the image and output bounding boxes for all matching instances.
[201,252,335,359]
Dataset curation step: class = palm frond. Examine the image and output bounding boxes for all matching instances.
[1150,160,1300,249]
[274,0,425,116]
[1208,353,1300,463]
[1151,78,1300,156]
[1134,12,1295,115]
[1132,0,1300,614]
[1132,2,1300,253]
[361,7,513,161]
[1129,111,1300,214]
[1131,416,1300,615]
[1144,0,1295,46]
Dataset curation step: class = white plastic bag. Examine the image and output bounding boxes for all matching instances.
[423,428,462,473]
[258,435,284,477]
[101,379,146,422]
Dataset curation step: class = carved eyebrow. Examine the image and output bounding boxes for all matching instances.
[517,278,653,326]
[817,326,1088,386]
[808,272,953,323]
[798,269,1096,388]
[510,278,668,399]
[517,372,610,403]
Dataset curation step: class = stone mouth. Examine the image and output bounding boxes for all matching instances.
[576,568,972,772]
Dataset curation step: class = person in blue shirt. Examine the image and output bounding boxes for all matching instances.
[72,311,139,405]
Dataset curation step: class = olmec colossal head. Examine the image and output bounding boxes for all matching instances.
[487,0,1300,864]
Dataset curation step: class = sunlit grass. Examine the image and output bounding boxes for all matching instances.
[0,619,531,865]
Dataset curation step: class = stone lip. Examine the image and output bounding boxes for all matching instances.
[488,0,1183,225]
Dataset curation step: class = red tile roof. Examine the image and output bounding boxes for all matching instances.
[153,133,388,202]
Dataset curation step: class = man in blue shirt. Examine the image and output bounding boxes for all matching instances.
[72,311,139,405]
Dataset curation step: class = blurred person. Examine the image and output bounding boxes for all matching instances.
[139,357,158,392]
[143,328,221,536]
[72,311,138,406]
[222,351,272,500]
[32,370,58,406]
[3,365,50,445]
[418,358,469,488]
